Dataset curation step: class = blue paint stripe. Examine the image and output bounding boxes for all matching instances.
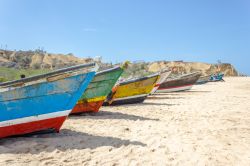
[0,71,95,122]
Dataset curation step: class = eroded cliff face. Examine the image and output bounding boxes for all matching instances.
[0,49,239,76]
[0,49,94,69]
[148,61,238,76]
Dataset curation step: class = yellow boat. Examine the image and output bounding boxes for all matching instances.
[104,74,160,105]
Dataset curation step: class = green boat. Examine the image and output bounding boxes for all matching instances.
[71,66,123,114]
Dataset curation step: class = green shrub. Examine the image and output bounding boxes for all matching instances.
[0,67,50,81]
[0,77,8,82]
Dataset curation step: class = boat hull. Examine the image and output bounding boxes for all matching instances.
[72,100,105,113]
[157,84,193,93]
[71,67,123,114]
[210,73,224,82]
[0,115,67,138]
[104,94,147,106]
[105,74,159,105]
[157,72,201,93]
[150,70,171,94]
[0,72,95,138]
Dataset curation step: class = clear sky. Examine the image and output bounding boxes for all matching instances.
[0,0,249,75]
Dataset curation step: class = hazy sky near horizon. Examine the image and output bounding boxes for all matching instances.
[0,0,249,75]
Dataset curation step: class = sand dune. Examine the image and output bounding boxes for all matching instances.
[0,77,250,165]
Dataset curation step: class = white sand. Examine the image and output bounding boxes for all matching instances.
[0,77,250,165]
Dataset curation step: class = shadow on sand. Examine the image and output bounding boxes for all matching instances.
[70,110,159,121]
[154,90,211,95]
[118,101,179,106]
[0,129,146,154]
[153,93,183,96]
[142,102,179,106]
[183,90,211,93]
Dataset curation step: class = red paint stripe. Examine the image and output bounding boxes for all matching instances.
[0,116,67,138]
[71,100,104,114]
[158,84,193,90]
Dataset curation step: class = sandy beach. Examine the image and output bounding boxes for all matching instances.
[0,77,250,165]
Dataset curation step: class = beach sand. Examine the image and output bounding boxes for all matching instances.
[0,77,250,165]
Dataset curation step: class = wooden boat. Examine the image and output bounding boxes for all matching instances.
[209,73,224,82]
[195,75,210,85]
[71,66,124,114]
[157,72,201,92]
[150,69,171,94]
[0,63,97,138]
[104,74,160,105]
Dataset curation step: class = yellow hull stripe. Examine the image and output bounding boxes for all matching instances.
[113,75,160,99]
[77,96,107,104]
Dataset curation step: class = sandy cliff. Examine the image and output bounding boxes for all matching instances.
[0,49,239,76]
[0,49,93,69]
[148,61,238,76]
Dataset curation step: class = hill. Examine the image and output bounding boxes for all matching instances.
[0,49,239,81]
[147,61,238,76]
[0,49,94,69]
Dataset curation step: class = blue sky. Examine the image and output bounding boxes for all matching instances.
[0,0,249,75]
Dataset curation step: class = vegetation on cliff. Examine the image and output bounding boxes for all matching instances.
[0,67,50,82]
[0,49,240,82]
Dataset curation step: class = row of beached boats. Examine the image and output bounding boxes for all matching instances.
[0,63,224,138]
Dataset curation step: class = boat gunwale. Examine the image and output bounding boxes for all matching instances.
[165,71,201,83]
[119,73,160,86]
[96,66,122,76]
[0,63,96,87]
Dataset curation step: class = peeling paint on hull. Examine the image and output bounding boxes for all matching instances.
[0,71,96,138]
[72,100,104,114]
[105,74,159,106]
[157,72,201,93]
[71,67,123,114]
[0,116,67,138]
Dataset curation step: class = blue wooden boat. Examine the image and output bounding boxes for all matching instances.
[0,63,97,138]
[209,73,224,82]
